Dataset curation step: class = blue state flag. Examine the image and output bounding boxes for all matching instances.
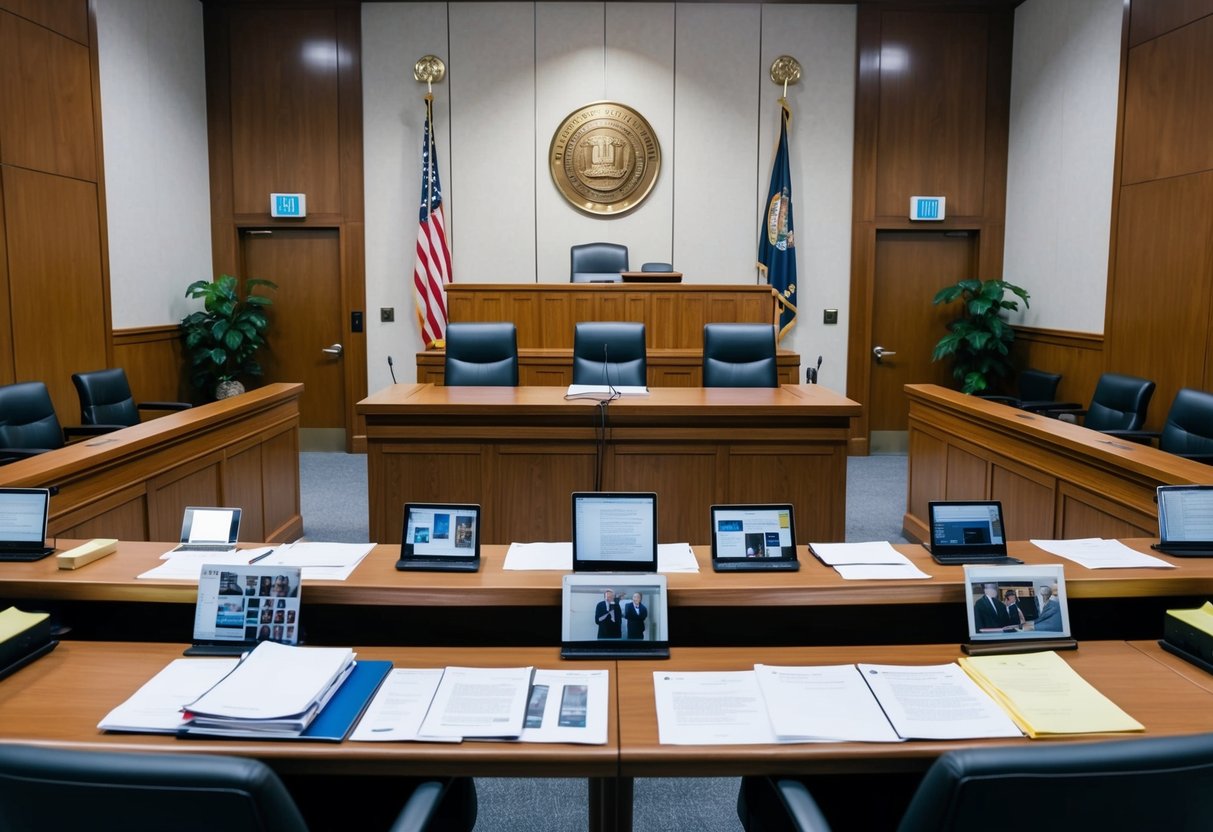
[757,101,797,339]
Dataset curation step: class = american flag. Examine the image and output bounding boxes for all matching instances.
[413,95,452,348]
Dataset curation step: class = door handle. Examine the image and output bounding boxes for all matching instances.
[873,346,896,364]
[322,343,344,357]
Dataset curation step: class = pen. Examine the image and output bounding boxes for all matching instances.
[248,549,274,565]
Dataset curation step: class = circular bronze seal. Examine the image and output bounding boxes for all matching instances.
[549,101,661,216]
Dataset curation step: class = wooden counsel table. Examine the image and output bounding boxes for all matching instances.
[0,383,303,543]
[905,383,1210,543]
[359,384,860,547]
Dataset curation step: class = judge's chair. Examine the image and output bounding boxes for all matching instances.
[0,744,475,832]
[72,367,191,430]
[737,732,1213,832]
[570,242,628,283]
[702,323,779,388]
[0,381,107,465]
[572,322,647,387]
[443,322,519,386]
[1025,371,1154,432]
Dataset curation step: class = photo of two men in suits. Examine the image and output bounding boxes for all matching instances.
[594,589,649,640]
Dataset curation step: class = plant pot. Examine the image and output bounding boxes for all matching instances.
[214,380,245,400]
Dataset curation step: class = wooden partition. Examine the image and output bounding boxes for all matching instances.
[905,384,1210,542]
[0,383,303,542]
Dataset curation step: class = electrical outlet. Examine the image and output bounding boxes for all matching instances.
[380,307,395,323]
[823,308,839,325]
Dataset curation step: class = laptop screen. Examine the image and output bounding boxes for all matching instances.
[0,488,50,547]
[180,507,242,545]
[193,564,301,646]
[711,504,796,560]
[1157,486,1213,543]
[572,492,658,572]
[402,503,480,560]
[929,501,1006,554]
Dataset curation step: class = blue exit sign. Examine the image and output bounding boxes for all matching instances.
[909,195,945,221]
[270,193,306,218]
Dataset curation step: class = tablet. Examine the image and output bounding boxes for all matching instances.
[963,564,1071,642]
[560,573,669,659]
[187,564,302,656]
[710,504,799,571]
[396,503,481,572]
[571,492,657,573]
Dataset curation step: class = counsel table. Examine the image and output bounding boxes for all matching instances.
[359,384,860,546]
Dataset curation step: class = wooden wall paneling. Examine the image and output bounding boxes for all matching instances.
[944,444,987,500]
[989,460,1055,540]
[59,491,147,540]
[610,445,719,543]
[260,425,300,542]
[1121,16,1213,184]
[1011,327,1105,407]
[980,9,1013,237]
[0,171,11,386]
[336,4,366,449]
[494,445,595,544]
[906,425,945,535]
[0,0,87,44]
[223,440,265,542]
[112,326,190,405]
[1057,483,1157,539]
[376,444,483,541]
[1128,0,1213,48]
[3,167,107,418]
[0,11,96,179]
[145,453,224,541]
[203,3,237,275]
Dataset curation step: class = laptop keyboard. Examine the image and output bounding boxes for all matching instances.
[175,544,236,553]
[0,548,55,562]
[714,559,800,571]
[563,645,669,658]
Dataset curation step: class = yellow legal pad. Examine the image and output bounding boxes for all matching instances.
[958,650,1143,738]
[1167,601,1213,636]
[0,607,49,643]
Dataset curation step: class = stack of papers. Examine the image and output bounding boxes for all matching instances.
[1028,538,1175,570]
[808,541,930,580]
[137,541,375,582]
[502,542,699,572]
[138,548,274,581]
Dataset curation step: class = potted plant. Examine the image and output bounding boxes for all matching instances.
[180,274,277,400]
[931,278,1030,395]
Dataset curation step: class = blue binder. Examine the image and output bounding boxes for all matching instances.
[302,659,393,742]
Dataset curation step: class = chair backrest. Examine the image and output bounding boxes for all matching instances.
[570,242,628,282]
[702,323,778,388]
[1159,387,1213,456]
[0,744,309,832]
[640,262,674,272]
[572,322,647,386]
[1084,372,1155,431]
[72,368,140,426]
[1016,368,1061,402]
[0,382,64,451]
[444,322,519,386]
[897,733,1213,832]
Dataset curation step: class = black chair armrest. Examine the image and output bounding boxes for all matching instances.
[774,779,832,832]
[137,401,192,412]
[63,424,125,440]
[389,780,453,832]
[1021,401,1083,415]
[1099,429,1160,445]
[0,447,53,466]
[1176,453,1213,466]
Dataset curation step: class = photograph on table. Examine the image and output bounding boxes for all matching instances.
[963,564,1070,641]
[561,573,669,658]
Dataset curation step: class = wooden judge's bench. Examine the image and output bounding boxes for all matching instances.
[414,283,801,386]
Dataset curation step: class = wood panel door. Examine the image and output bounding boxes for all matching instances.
[242,229,345,434]
[868,231,976,437]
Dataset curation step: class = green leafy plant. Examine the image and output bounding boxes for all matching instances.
[931,278,1030,395]
[180,275,277,397]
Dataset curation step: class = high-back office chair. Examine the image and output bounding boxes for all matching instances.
[737,732,1213,832]
[0,381,106,464]
[0,744,469,832]
[570,242,628,283]
[572,322,647,387]
[979,367,1062,410]
[640,262,674,272]
[702,323,779,388]
[72,367,191,429]
[443,322,519,386]
[1027,372,1155,432]
[1114,387,1213,464]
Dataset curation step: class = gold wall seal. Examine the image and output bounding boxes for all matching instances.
[549,101,661,216]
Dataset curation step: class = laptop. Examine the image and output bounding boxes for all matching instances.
[710,504,800,572]
[1153,485,1213,557]
[572,492,658,573]
[0,488,55,562]
[171,507,242,553]
[396,503,482,572]
[925,501,1022,565]
[185,563,302,656]
[560,573,669,659]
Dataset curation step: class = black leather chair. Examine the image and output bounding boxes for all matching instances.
[1113,387,1213,464]
[570,242,628,283]
[702,323,778,388]
[1027,372,1155,432]
[443,322,519,386]
[738,732,1213,832]
[72,368,191,429]
[0,381,105,464]
[641,262,674,272]
[0,744,470,832]
[572,322,647,387]
[979,367,1062,410]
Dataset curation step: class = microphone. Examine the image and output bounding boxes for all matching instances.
[806,355,822,384]
[602,343,617,396]
[387,355,397,384]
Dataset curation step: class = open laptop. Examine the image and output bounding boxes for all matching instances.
[560,573,669,659]
[0,488,54,562]
[926,501,1022,565]
[396,503,481,572]
[185,563,302,656]
[1153,485,1213,557]
[710,504,800,572]
[171,507,242,553]
[572,492,658,573]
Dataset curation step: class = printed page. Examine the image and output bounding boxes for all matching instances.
[418,665,533,740]
[1029,538,1174,569]
[857,663,1022,740]
[652,670,777,745]
[809,541,910,565]
[349,668,452,742]
[754,664,900,742]
[502,542,572,571]
[518,668,610,744]
[98,658,237,733]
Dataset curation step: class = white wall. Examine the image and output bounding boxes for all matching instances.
[95,0,212,328]
[362,2,858,387]
[1003,0,1122,333]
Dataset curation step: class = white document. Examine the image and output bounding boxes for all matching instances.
[138,549,273,580]
[652,670,777,745]
[502,541,699,573]
[98,658,237,733]
[754,664,901,743]
[258,541,375,581]
[659,543,700,573]
[566,384,650,397]
[809,541,910,565]
[419,665,533,740]
[856,663,1022,740]
[349,668,450,742]
[1029,538,1175,569]
[519,669,610,744]
[832,563,932,580]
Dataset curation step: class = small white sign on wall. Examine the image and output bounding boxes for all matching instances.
[909,196,945,221]
[270,193,306,218]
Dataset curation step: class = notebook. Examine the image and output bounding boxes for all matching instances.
[926,501,1022,565]
[396,503,481,572]
[1153,485,1213,557]
[560,573,669,659]
[184,563,302,657]
[0,488,54,562]
[710,504,800,572]
[171,507,241,553]
[571,492,658,573]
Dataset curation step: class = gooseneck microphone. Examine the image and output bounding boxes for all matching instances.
[387,355,397,384]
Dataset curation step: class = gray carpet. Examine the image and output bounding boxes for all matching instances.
[298,451,908,830]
